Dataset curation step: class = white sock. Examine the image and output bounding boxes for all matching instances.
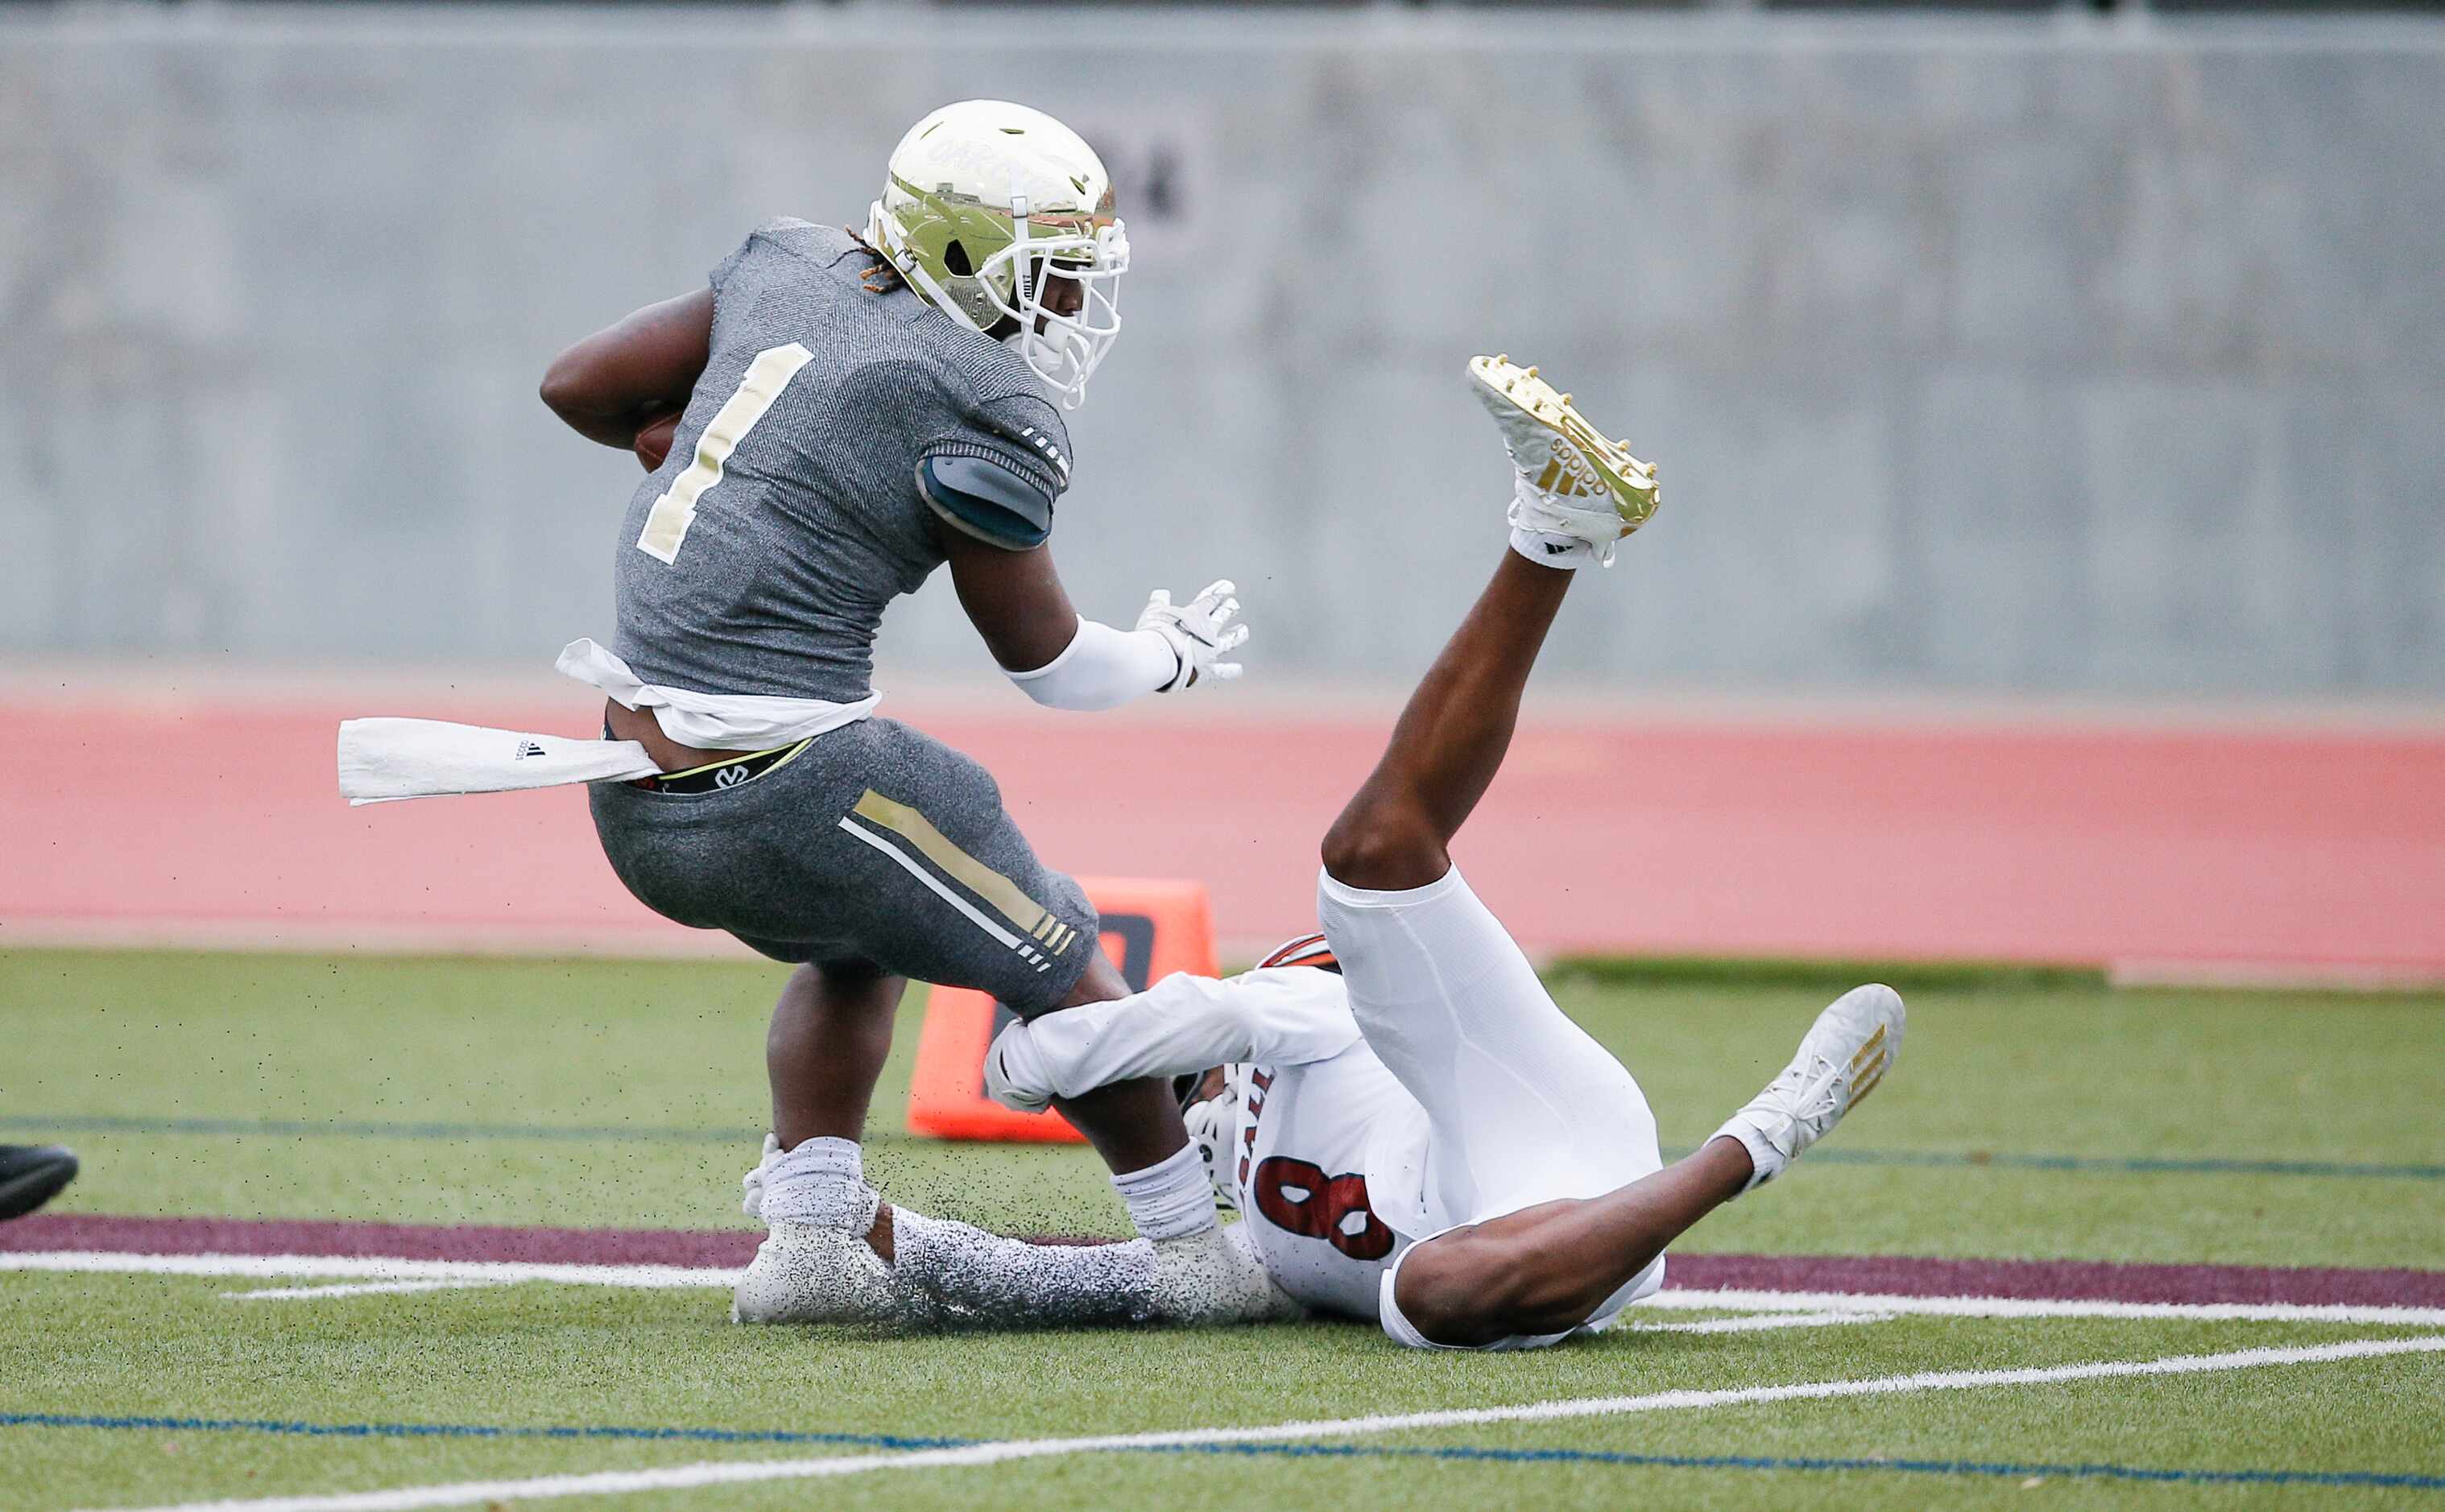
[1111,1143,1218,1242]
[890,1208,1156,1328]
[1710,1117,1786,1196]
[1508,525,1598,569]
[756,1135,881,1230]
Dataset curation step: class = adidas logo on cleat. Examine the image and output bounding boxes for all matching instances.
[1533,447,1607,500]
[512,739,548,759]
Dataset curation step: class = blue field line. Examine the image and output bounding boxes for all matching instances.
[0,1411,968,1451]
[9,1113,2436,1180]
[7,1411,2439,1490]
[1169,1442,2445,1490]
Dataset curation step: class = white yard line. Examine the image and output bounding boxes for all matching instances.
[221,1280,514,1302]
[1646,1286,2445,1329]
[14,1251,2445,1328]
[96,1336,2445,1512]
[1627,1308,1895,1334]
[2,1251,731,1290]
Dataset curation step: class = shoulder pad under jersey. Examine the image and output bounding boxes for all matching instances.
[916,452,1056,551]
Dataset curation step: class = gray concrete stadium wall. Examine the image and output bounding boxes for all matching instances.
[2,8,2439,695]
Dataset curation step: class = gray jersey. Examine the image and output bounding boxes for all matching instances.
[612,220,1072,704]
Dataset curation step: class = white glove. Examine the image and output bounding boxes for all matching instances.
[1182,1080,1243,1212]
[1136,580,1248,691]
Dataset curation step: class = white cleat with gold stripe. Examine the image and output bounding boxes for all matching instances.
[1467,353,1660,566]
[1711,983,1905,1194]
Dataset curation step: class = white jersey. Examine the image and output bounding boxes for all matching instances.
[1221,1034,1432,1321]
[990,963,1435,1322]
[991,878,1667,1349]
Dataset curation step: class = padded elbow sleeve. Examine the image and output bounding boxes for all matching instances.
[1007,617,1181,712]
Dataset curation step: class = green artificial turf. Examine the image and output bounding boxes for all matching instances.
[4,950,2438,1264]
[2,948,2441,1509]
[4,1272,2439,1510]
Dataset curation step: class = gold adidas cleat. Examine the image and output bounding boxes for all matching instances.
[1468,353,1660,549]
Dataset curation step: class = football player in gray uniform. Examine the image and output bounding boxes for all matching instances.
[539,101,1280,1327]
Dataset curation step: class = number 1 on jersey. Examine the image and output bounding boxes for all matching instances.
[635,342,813,564]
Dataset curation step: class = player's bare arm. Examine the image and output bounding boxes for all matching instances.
[1389,1144,1763,1345]
[536,287,714,451]
[941,533,1085,672]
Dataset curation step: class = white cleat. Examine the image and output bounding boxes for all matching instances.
[732,1134,902,1326]
[1713,983,1905,1193]
[731,1221,903,1326]
[1148,1223,1303,1326]
[1467,353,1659,565]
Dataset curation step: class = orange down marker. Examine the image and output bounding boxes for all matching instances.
[905,877,1218,1143]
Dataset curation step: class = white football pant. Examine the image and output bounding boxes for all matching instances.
[1315,863,1665,1230]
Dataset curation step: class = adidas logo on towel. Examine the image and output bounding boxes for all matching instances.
[513,739,548,760]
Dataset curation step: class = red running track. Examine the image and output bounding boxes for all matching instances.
[3,693,2441,976]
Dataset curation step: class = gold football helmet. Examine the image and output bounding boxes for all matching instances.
[867,100,1128,410]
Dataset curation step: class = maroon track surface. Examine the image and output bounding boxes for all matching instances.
[6,695,2442,973]
[10,1214,2443,1309]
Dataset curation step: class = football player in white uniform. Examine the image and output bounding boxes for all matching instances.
[982,356,1906,1349]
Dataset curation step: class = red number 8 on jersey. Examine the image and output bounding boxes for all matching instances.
[1251,1155,1396,1262]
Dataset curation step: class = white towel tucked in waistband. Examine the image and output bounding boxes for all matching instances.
[337,640,881,806]
[338,719,663,806]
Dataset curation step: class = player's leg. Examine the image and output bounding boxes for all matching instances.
[679,717,1272,1324]
[756,948,1178,1174]
[1309,357,1717,1346]
[1043,950,1204,1175]
[1391,984,1904,1347]
[735,960,1208,1328]
[1318,548,1574,893]
[750,956,1199,1331]
[1315,357,1664,1240]
[1320,354,1657,892]
[741,950,1251,1330]
[0,1143,78,1222]
[767,960,904,1148]
[811,727,1271,1322]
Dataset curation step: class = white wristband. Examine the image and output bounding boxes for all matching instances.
[1007,616,1183,712]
